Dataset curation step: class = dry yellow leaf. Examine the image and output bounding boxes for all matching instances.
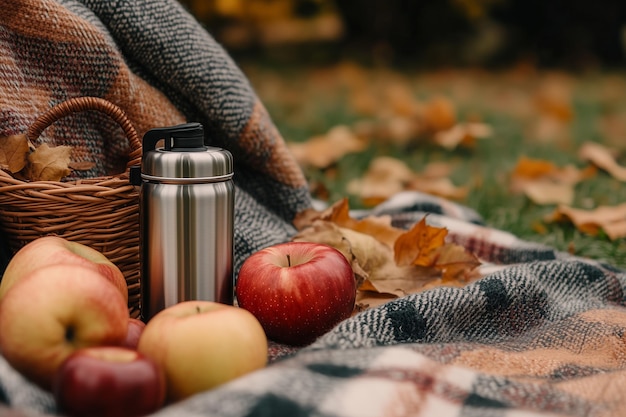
[546,203,626,240]
[578,141,626,181]
[26,143,72,181]
[346,156,414,203]
[288,125,366,168]
[520,181,574,206]
[433,122,492,150]
[0,134,29,173]
[314,198,403,248]
[429,243,482,282]
[510,155,596,205]
[294,198,482,311]
[348,156,468,205]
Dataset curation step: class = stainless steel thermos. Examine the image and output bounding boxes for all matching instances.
[130,123,234,321]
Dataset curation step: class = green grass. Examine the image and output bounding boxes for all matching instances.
[243,62,626,269]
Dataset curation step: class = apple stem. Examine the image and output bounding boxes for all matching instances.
[196,305,201,314]
[65,326,75,343]
[286,254,291,267]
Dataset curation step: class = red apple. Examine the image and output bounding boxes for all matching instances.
[122,318,146,349]
[235,241,356,346]
[0,236,128,305]
[137,301,267,402]
[0,264,129,389]
[53,346,166,417]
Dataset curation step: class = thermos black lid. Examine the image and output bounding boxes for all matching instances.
[135,122,234,181]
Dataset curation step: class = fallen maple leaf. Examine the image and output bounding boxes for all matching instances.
[421,95,457,132]
[347,156,468,205]
[293,199,482,310]
[510,156,596,205]
[394,216,481,281]
[0,134,29,173]
[578,141,626,181]
[25,143,72,181]
[288,125,367,168]
[394,216,448,267]
[311,198,403,248]
[433,122,492,150]
[346,156,414,205]
[546,203,626,240]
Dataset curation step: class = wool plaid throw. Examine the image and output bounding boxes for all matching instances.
[2,1,626,416]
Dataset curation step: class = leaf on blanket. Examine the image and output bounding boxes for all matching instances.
[546,203,626,240]
[578,141,626,181]
[394,216,481,281]
[394,216,447,267]
[288,125,367,168]
[25,143,72,181]
[294,198,403,247]
[0,134,30,173]
[293,199,482,311]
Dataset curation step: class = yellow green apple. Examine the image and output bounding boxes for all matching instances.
[0,264,130,390]
[0,236,128,304]
[137,301,268,402]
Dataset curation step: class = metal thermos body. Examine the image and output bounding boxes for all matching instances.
[131,123,234,321]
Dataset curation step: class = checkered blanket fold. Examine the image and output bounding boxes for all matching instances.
[2,1,626,416]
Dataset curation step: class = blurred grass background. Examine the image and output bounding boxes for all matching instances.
[178,0,626,268]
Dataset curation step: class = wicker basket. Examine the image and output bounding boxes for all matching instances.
[0,97,143,317]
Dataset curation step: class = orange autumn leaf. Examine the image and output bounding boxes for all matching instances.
[394,216,448,267]
[512,156,558,179]
[421,95,457,132]
[394,216,481,281]
[294,198,482,312]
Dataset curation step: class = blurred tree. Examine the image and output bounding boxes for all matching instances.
[177,0,626,68]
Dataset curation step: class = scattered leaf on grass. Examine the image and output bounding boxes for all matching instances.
[347,156,468,205]
[578,141,626,181]
[433,122,492,150]
[546,203,626,240]
[288,125,367,168]
[510,155,596,205]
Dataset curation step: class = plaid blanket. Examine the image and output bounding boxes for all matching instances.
[2,1,626,416]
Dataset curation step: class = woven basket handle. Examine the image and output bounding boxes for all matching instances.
[27,97,142,171]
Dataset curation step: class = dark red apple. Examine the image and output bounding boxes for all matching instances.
[122,318,146,349]
[235,241,356,346]
[52,346,166,417]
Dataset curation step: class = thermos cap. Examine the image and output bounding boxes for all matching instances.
[141,123,233,181]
